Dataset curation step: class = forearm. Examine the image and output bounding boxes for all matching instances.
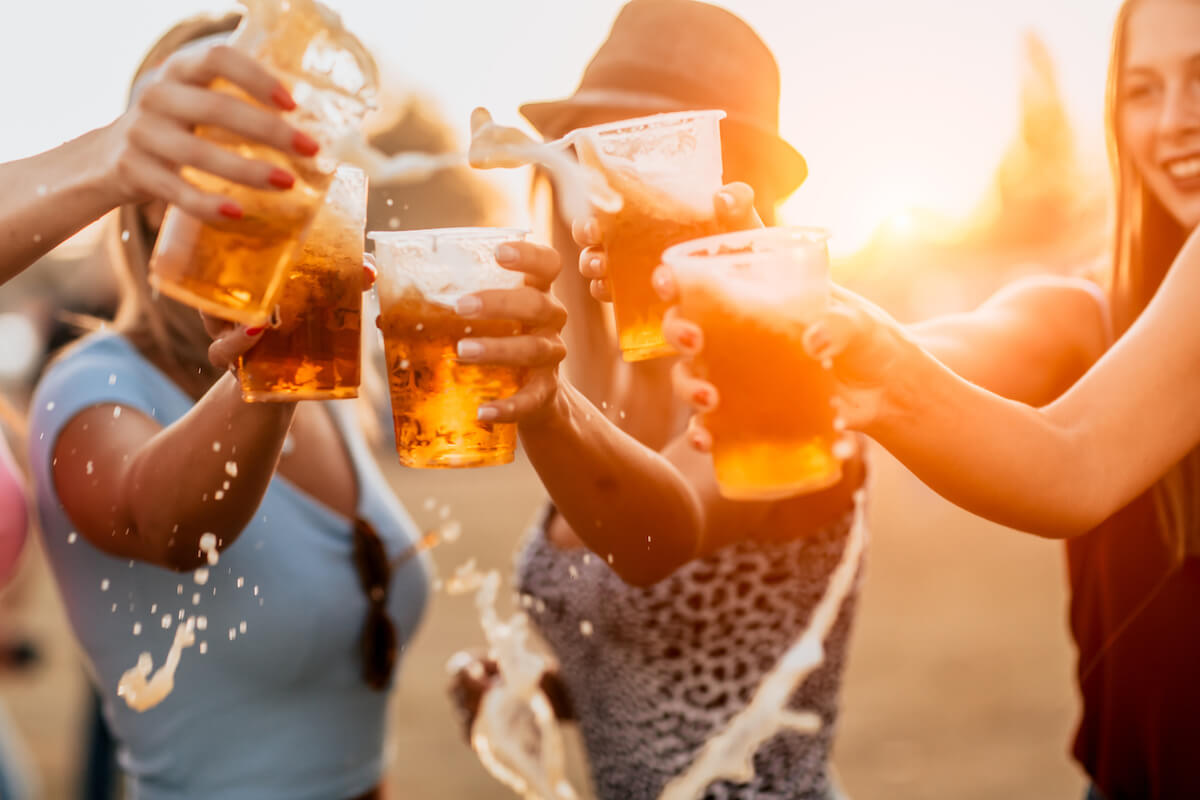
[0,126,122,285]
[869,346,1102,537]
[519,382,703,586]
[123,373,295,566]
[0,446,27,585]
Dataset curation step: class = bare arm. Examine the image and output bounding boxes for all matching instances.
[910,275,1109,405]
[0,44,312,286]
[519,382,705,587]
[860,230,1200,537]
[54,371,294,571]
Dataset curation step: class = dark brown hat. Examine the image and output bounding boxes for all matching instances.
[520,0,807,198]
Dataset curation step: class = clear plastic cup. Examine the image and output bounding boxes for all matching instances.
[369,227,528,468]
[663,227,846,500]
[572,110,726,361]
[149,0,378,325]
[238,166,367,401]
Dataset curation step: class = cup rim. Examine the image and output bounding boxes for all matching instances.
[567,109,727,140]
[368,227,529,244]
[662,226,830,270]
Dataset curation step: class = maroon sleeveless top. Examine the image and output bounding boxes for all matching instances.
[1067,490,1200,799]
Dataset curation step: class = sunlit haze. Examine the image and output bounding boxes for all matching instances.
[2,0,1123,255]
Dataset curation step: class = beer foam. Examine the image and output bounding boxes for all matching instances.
[331,132,465,185]
[116,616,197,712]
[468,108,622,221]
[370,229,526,308]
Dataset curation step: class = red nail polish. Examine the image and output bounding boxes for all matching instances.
[218,202,243,220]
[292,131,320,157]
[245,326,265,336]
[692,389,709,407]
[268,168,295,189]
[678,330,696,349]
[271,85,297,111]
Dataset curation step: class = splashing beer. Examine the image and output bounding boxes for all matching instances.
[573,111,725,361]
[371,229,528,469]
[149,0,377,324]
[664,228,846,500]
[238,167,367,401]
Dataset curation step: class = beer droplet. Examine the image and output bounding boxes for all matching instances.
[108,374,117,386]
[196,616,208,631]
[100,579,110,591]
[199,642,208,654]
[214,491,225,501]
[239,621,247,634]
[212,441,221,453]
[45,401,55,411]
[121,230,131,242]
[161,614,172,629]
[225,461,238,478]
[112,406,122,419]
[580,620,594,636]
[67,532,77,544]
[388,216,400,229]
[132,623,142,636]
[568,565,579,579]
[440,520,462,542]
[150,604,157,614]
[85,461,94,475]
[193,568,209,586]
[236,577,245,588]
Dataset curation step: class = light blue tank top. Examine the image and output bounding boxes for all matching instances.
[28,332,429,800]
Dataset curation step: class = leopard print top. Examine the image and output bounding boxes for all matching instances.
[515,503,864,800]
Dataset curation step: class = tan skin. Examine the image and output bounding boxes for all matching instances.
[0,43,321,287]
[666,0,1197,539]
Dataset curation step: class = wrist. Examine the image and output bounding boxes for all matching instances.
[75,124,133,211]
[518,377,568,435]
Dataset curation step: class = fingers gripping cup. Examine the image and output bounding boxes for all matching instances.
[149,0,378,325]
[572,110,725,362]
[663,227,848,500]
[369,228,529,469]
[238,166,367,401]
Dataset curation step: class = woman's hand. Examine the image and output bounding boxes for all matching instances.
[102,42,322,221]
[204,316,267,373]
[454,241,568,425]
[661,280,917,450]
[572,182,762,302]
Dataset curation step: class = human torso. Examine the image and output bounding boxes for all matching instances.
[518,483,865,800]
[28,333,429,800]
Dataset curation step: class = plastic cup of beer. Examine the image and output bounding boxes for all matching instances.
[148,3,377,325]
[369,228,529,469]
[663,227,846,500]
[237,166,367,402]
[571,110,726,362]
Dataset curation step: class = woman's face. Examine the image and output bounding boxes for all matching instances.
[1119,0,1200,230]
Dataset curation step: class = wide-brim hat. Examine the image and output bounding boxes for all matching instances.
[520,0,807,199]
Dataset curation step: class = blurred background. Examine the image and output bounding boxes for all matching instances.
[1,0,1120,797]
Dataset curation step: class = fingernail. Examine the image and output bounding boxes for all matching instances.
[678,329,697,350]
[588,256,603,274]
[585,220,599,242]
[692,389,710,407]
[692,434,706,450]
[652,271,669,293]
[457,296,482,316]
[806,325,829,355]
[245,326,265,336]
[271,85,297,111]
[457,340,483,359]
[718,192,735,212]
[495,244,518,264]
[292,131,320,157]
[477,406,499,422]
[219,202,243,220]
[268,168,295,189]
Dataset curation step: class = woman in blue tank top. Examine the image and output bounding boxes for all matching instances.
[23,12,568,800]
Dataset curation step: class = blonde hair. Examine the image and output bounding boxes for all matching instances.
[107,12,244,390]
[1106,0,1196,561]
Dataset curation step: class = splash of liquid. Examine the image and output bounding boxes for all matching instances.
[467,108,622,223]
[657,490,868,800]
[331,133,466,184]
[446,561,578,800]
[117,616,197,712]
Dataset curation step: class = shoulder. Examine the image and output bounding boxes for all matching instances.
[29,332,167,458]
[986,273,1111,358]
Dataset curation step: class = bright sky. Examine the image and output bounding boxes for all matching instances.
[1,0,1124,254]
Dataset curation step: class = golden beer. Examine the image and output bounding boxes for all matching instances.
[370,228,529,469]
[665,228,843,500]
[148,2,377,325]
[379,292,524,468]
[238,167,367,401]
[573,111,726,362]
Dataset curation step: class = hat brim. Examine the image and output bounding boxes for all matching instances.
[520,88,808,199]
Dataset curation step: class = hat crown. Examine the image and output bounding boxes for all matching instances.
[578,0,780,132]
